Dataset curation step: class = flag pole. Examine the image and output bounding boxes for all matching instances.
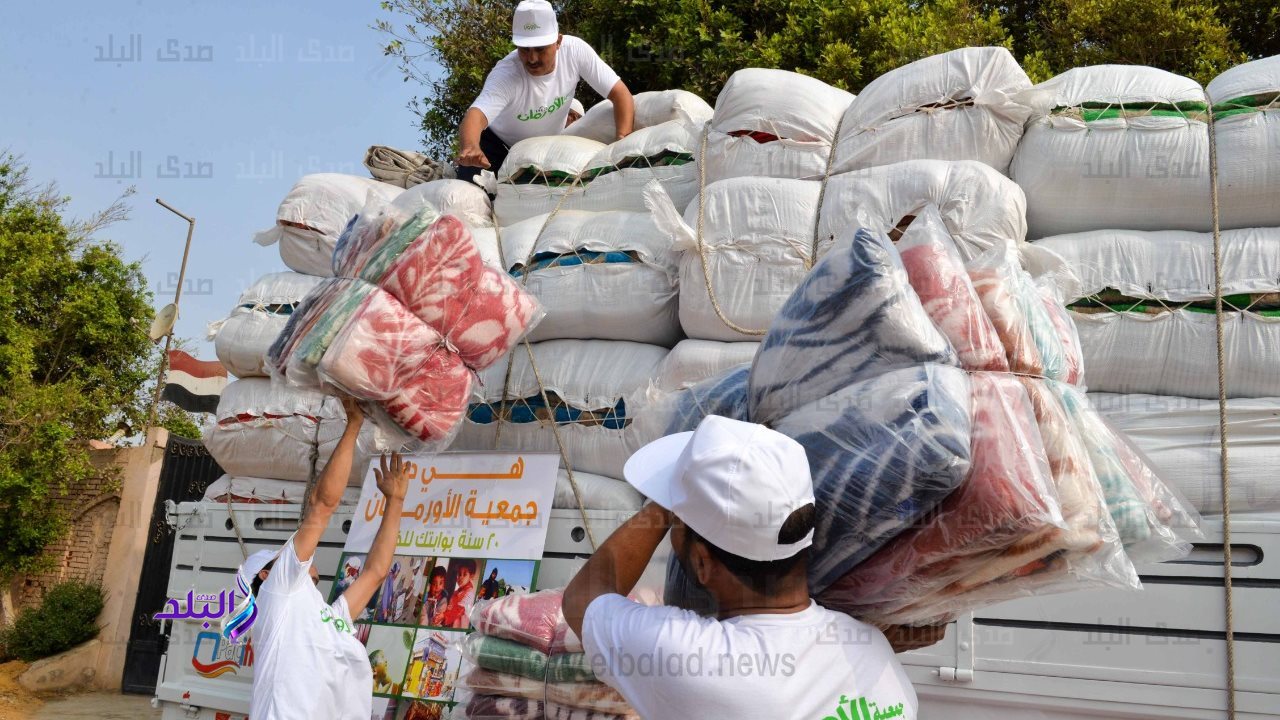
[148,199,196,430]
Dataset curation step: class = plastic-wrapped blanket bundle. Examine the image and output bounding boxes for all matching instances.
[702,68,855,182]
[253,173,404,276]
[208,272,324,378]
[832,47,1032,175]
[464,590,652,720]
[749,228,958,424]
[819,374,1109,625]
[563,89,713,144]
[1053,383,1200,562]
[966,243,1083,383]
[893,206,1007,372]
[1012,65,1211,238]
[268,198,541,447]
[449,340,668,479]
[203,378,380,487]
[1208,55,1280,229]
[500,210,680,346]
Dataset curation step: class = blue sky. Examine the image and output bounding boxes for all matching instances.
[1,0,433,356]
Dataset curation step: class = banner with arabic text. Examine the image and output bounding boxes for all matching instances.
[333,452,559,719]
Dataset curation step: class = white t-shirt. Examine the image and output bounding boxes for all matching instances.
[249,537,374,720]
[583,595,917,720]
[471,35,620,145]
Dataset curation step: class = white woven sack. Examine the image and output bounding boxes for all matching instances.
[655,339,760,391]
[1208,55,1280,229]
[1073,309,1280,399]
[1011,65,1211,238]
[253,173,403,276]
[208,272,324,378]
[1035,227,1280,301]
[564,89,713,143]
[499,210,680,346]
[1090,393,1280,514]
[449,340,668,478]
[204,378,381,486]
[833,47,1032,174]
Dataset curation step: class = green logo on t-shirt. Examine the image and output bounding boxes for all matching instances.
[319,605,351,634]
[517,95,567,121]
[821,695,905,720]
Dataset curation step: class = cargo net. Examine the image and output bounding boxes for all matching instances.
[1070,289,1280,317]
[1051,99,1211,123]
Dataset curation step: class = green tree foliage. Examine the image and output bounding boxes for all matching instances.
[0,156,155,578]
[377,0,1261,155]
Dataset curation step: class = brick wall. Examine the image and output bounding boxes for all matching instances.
[15,445,127,610]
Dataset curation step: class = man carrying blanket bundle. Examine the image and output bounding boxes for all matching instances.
[455,0,634,184]
[234,397,411,720]
[564,415,925,720]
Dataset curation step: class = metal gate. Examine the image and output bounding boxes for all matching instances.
[121,436,223,695]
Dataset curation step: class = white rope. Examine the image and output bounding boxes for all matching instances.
[1205,97,1238,720]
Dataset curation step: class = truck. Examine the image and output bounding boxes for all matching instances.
[151,498,1278,719]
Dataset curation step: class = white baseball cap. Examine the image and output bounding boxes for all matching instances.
[623,415,815,562]
[237,549,280,589]
[569,98,585,116]
[512,0,559,48]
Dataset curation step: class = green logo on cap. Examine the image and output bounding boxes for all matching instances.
[523,22,540,30]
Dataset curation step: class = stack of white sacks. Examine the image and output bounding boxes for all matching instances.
[204,175,496,504]
[1014,56,1280,514]
[448,91,722,512]
[452,48,1046,515]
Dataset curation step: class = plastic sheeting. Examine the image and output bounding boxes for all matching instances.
[209,272,324,378]
[1072,309,1280,398]
[654,339,759,391]
[1012,65,1211,238]
[253,173,404,277]
[449,340,668,479]
[833,47,1032,175]
[204,378,380,486]
[499,210,680,346]
[1090,392,1280,514]
[563,89,713,144]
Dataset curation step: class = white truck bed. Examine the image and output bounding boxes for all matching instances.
[152,503,1279,719]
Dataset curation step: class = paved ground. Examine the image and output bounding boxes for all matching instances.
[30,692,161,719]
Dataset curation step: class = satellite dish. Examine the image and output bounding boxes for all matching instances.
[150,303,178,342]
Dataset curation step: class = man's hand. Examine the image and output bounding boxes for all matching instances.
[879,623,948,654]
[341,394,365,428]
[374,452,410,501]
[458,145,491,169]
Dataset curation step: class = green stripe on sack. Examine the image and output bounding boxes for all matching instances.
[1211,92,1280,119]
[1053,100,1210,122]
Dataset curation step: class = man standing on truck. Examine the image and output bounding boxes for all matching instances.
[235,398,412,720]
[454,0,634,184]
[564,415,931,720]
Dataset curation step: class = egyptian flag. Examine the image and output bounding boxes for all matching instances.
[162,350,227,414]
